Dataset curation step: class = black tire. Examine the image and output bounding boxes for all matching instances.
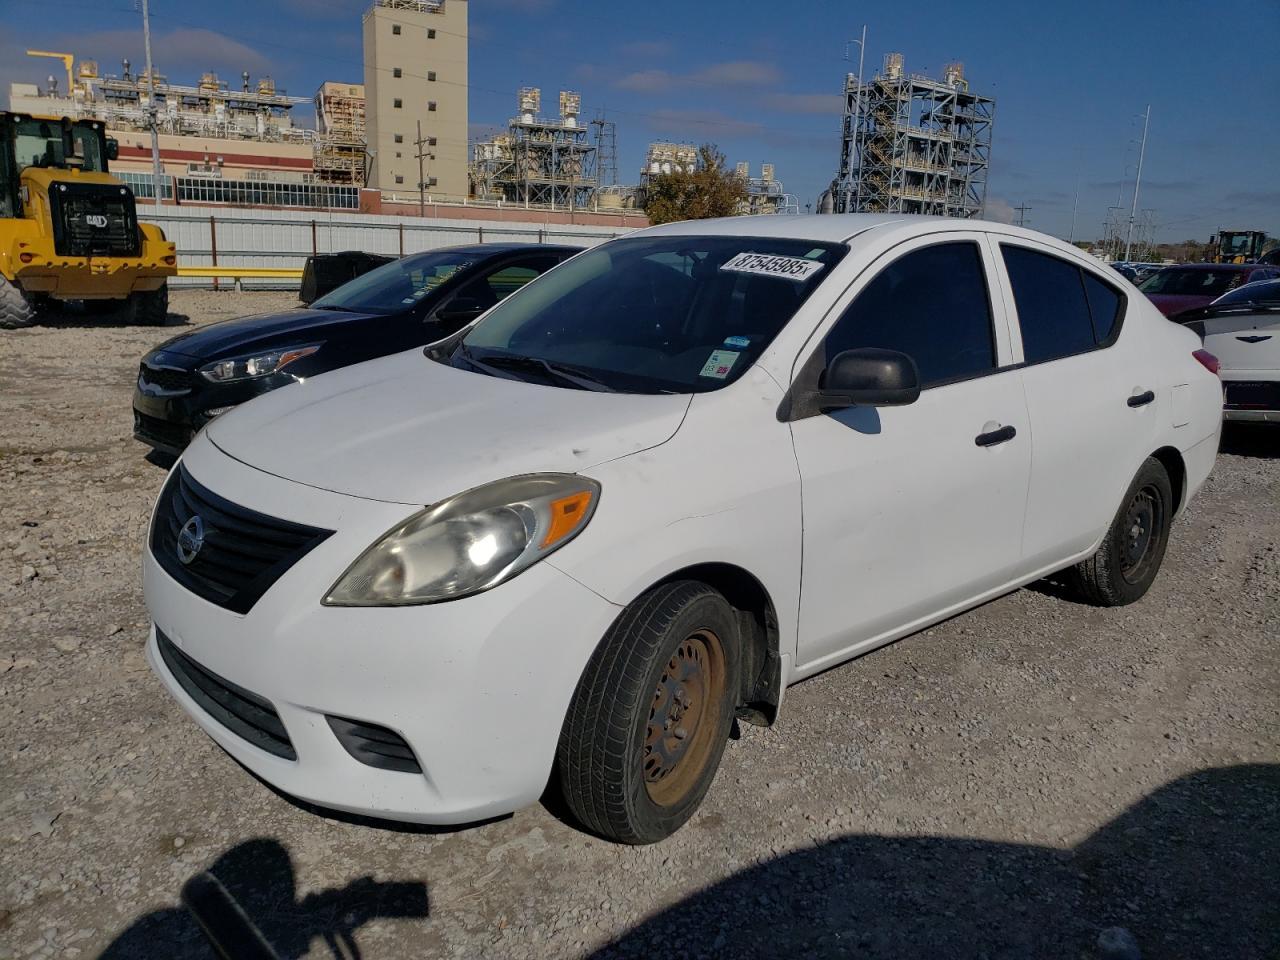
[0,274,38,329]
[130,284,172,325]
[557,581,741,844]
[1072,457,1174,606]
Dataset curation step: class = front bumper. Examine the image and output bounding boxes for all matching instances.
[13,241,176,299]
[132,374,286,455]
[143,438,622,824]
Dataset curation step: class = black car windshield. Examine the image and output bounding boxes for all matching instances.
[1140,268,1242,297]
[311,250,478,314]
[1212,278,1280,307]
[457,235,846,393]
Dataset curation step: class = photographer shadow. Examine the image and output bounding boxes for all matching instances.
[97,837,427,960]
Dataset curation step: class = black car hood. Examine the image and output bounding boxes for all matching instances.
[150,308,384,361]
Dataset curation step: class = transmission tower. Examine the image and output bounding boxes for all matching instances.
[591,114,618,187]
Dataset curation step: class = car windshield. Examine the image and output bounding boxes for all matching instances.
[311,250,478,314]
[456,235,845,394]
[1212,278,1280,307]
[1140,268,1242,297]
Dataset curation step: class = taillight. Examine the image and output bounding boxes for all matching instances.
[19,252,34,263]
[1193,349,1220,375]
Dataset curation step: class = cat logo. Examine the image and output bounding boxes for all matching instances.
[85,214,109,228]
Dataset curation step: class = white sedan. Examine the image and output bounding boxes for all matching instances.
[1185,277,1280,422]
[143,215,1223,844]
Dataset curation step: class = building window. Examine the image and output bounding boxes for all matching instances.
[394,151,401,158]
[393,133,404,143]
[428,101,437,112]
[428,71,436,82]
[392,24,401,34]
[395,175,404,184]
[393,98,402,108]
[427,28,436,38]
[393,67,402,78]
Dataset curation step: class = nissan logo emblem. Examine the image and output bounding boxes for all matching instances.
[176,516,205,565]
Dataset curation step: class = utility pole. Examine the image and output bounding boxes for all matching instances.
[140,0,164,209]
[1124,104,1150,262]
[843,25,868,212]
[414,120,435,217]
[1014,202,1031,228]
[1068,154,1081,244]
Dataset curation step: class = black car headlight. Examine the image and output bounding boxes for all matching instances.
[199,344,321,383]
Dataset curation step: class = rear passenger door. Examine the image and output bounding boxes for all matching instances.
[992,240,1157,570]
[790,235,1032,670]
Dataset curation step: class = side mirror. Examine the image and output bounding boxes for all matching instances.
[434,296,486,323]
[105,138,119,161]
[817,347,921,410]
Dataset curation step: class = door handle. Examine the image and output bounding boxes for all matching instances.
[975,424,1017,447]
[1127,389,1155,408]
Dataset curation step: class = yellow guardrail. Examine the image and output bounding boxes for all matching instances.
[175,265,303,291]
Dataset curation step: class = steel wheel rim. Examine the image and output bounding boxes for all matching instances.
[1120,483,1163,583]
[643,628,726,807]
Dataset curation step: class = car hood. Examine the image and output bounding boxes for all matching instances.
[1147,293,1213,318]
[151,307,380,361]
[205,349,693,504]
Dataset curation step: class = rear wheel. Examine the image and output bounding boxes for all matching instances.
[0,274,39,329]
[1072,457,1173,606]
[557,581,741,844]
[130,284,172,325]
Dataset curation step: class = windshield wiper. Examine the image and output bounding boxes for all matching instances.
[463,350,617,392]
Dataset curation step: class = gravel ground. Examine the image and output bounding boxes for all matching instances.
[1,290,1277,960]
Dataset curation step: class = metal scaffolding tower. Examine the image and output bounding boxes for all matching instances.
[314,82,367,185]
[829,54,994,218]
[469,88,598,209]
[591,115,617,187]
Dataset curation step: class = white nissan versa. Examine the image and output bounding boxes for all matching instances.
[144,215,1222,844]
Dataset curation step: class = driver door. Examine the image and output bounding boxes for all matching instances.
[789,233,1032,672]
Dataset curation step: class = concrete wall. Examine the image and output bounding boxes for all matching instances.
[150,204,635,288]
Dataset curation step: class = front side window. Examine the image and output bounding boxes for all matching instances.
[1002,246,1110,364]
[311,250,480,314]
[824,241,996,387]
[457,235,846,393]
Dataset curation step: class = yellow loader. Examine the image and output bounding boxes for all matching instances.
[0,111,176,329]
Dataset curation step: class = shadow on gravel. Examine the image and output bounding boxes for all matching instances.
[1219,422,1280,460]
[592,764,1279,960]
[96,837,428,960]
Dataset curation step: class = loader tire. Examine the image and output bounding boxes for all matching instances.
[130,285,173,326]
[0,275,38,329]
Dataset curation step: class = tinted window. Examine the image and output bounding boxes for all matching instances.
[311,250,480,314]
[1002,246,1096,363]
[459,235,846,394]
[1214,278,1280,306]
[453,260,557,311]
[824,242,995,386]
[1139,268,1243,297]
[1082,272,1122,342]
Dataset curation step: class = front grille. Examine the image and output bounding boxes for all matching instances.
[1224,381,1280,410]
[48,181,141,257]
[134,411,192,452]
[139,362,195,393]
[327,716,423,774]
[156,629,296,760]
[150,466,334,614]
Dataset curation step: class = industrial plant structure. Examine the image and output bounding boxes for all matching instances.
[827,54,993,218]
[469,88,598,209]
[314,82,367,186]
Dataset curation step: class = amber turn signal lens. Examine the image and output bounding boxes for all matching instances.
[540,490,594,549]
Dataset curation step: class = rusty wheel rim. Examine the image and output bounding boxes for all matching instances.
[643,628,726,807]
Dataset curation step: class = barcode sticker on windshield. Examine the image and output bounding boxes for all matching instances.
[720,252,825,282]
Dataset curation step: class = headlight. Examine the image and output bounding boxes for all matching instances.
[199,344,320,383]
[323,474,600,606]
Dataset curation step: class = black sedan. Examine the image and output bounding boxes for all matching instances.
[133,243,580,454]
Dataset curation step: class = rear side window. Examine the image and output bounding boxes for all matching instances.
[824,242,995,387]
[1002,246,1123,364]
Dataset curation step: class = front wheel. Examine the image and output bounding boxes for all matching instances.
[557,581,741,844]
[1072,457,1174,606]
[130,284,173,325]
[0,274,39,329]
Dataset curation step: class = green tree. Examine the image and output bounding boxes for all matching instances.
[642,144,747,225]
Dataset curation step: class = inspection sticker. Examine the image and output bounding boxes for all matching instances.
[720,252,825,282]
[723,335,751,348]
[699,349,740,379]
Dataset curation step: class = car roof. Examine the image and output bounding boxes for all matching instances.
[633,214,1106,253]
[408,242,583,257]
